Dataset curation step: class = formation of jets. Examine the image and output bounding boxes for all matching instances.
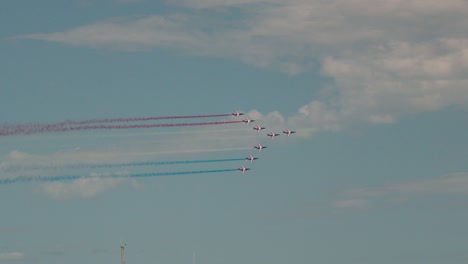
[231,110,296,174]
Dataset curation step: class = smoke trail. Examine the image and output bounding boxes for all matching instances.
[0,121,242,136]
[0,148,252,170]
[0,169,240,184]
[0,113,232,133]
[57,113,232,125]
[3,158,246,172]
[107,147,255,157]
[3,128,250,142]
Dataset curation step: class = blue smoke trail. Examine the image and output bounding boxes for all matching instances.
[127,169,239,178]
[2,158,246,172]
[85,158,245,169]
[0,169,240,185]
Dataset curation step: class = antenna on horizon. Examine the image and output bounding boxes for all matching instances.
[120,241,126,264]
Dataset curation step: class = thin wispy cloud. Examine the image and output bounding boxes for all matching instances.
[333,172,468,210]
[332,199,369,210]
[0,252,25,261]
[42,176,137,200]
[115,0,143,2]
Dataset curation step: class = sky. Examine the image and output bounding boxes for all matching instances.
[1,0,468,263]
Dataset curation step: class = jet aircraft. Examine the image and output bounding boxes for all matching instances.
[232,111,244,117]
[253,124,266,132]
[267,131,280,139]
[242,117,254,125]
[283,129,296,136]
[245,155,258,163]
[254,144,267,151]
[238,165,250,173]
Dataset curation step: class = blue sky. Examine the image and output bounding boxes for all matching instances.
[1,0,468,263]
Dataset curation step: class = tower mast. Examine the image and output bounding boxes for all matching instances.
[120,242,126,264]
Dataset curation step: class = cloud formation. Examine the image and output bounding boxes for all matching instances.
[42,176,135,199]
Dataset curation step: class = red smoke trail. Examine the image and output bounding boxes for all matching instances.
[58,113,232,125]
[0,113,235,136]
[0,121,243,136]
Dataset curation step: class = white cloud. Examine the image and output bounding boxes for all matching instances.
[12,0,468,135]
[334,172,468,209]
[2,154,144,198]
[313,40,468,125]
[0,252,25,260]
[387,173,468,195]
[289,101,341,133]
[246,109,285,129]
[6,150,30,160]
[169,0,468,12]
[42,175,137,200]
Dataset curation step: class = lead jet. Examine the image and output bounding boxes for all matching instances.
[254,144,267,151]
[283,129,296,136]
[253,124,266,132]
[245,155,259,163]
[267,131,280,139]
[242,117,254,125]
[238,165,250,174]
[232,110,244,117]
